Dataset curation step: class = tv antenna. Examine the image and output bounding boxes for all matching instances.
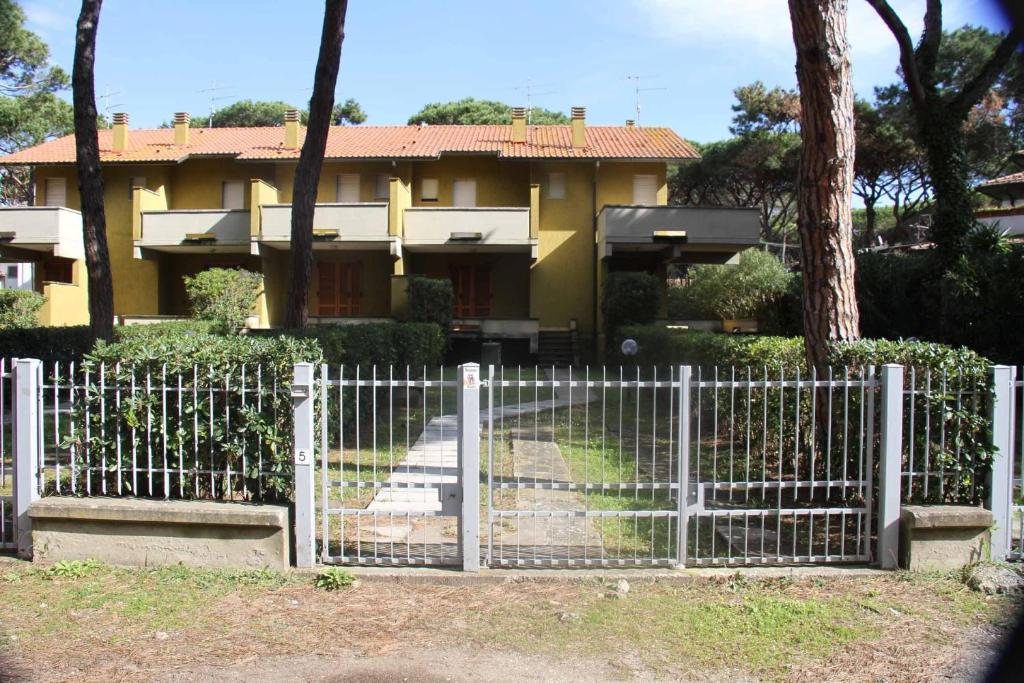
[99,85,123,126]
[199,81,233,127]
[512,79,559,124]
[626,75,667,126]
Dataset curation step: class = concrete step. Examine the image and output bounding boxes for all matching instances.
[390,471,459,485]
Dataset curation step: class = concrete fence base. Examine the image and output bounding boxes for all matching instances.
[899,505,993,572]
[27,498,289,571]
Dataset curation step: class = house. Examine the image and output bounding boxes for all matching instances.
[976,149,1024,236]
[0,107,759,358]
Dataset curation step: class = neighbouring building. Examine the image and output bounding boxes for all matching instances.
[0,107,759,359]
[976,149,1024,237]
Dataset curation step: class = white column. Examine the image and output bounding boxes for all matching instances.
[458,363,481,572]
[987,365,1014,562]
[676,365,692,568]
[292,362,316,568]
[13,358,42,559]
[878,364,904,570]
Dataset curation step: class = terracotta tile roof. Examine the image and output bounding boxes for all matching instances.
[978,170,1024,193]
[0,125,699,165]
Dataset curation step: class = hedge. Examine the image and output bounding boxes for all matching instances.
[0,325,94,366]
[287,322,445,369]
[71,332,323,502]
[602,271,662,343]
[405,276,454,334]
[0,289,45,329]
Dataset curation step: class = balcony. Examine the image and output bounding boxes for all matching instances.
[136,209,250,255]
[597,205,760,263]
[0,207,84,260]
[402,207,536,255]
[258,203,392,251]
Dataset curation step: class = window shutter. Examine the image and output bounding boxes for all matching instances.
[452,179,477,207]
[317,262,338,316]
[222,181,245,209]
[375,174,390,199]
[336,174,360,203]
[421,178,439,201]
[474,266,491,316]
[547,173,566,199]
[43,178,66,207]
[632,174,658,205]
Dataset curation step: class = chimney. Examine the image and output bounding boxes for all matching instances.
[625,119,635,127]
[571,106,586,149]
[511,107,527,143]
[173,112,190,145]
[112,112,129,151]
[284,109,301,149]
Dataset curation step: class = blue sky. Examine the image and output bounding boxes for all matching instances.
[22,0,1012,143]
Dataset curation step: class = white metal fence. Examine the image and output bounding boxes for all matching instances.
[4,358,1021,571]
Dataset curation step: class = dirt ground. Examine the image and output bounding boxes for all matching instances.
[0,561,1017,683]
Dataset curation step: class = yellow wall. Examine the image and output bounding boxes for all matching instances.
[596,162,667,208]
[169,159,273,210]
[411,157,530,208]
[38,259,89,326]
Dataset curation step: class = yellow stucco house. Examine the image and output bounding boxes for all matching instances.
[0,107,759,360]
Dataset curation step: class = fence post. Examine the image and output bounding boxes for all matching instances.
[878,363,904,570]
[676,365,692,568]
[13,358,42,559]
[292,362,315,569]
[458,363,481,572]
[987,365,1014,562]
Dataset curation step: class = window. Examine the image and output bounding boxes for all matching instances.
[450,264,491,317]
[336,174,360,203]
[452,179,476,207]
[547,172,566,199]
[42,259,73,285]
[316,261,362,316]
[221,180,245,209]
[43,177,66,207]
[420,178,439,202]
[632,174,658,205]
[130,176,146,199]
[374,174,390,199]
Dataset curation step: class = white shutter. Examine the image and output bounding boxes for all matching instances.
[43,177,66,207]
[453,179,477,207]
[336,174,360,203]
[420,178,439,201]
[547,172,566,199]
[222,180,245,209]
[374,174,390,199]
[632,174,658,205]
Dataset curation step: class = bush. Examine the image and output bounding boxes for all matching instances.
[72,332,322,502]
[602,271,662,343]
[0,325,93,366]
[405,276,454,333]
[297,322,445,369]
[0,289,45,329]
[669,249,795,320]
[115,320,216,340]
[183,268,263,334]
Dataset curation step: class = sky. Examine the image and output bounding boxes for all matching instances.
[21,0,1014,144]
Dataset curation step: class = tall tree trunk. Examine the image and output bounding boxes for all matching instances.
[918,101,974,266]
[72,0,114,342]
[284,0,348,329]
[789,0,861,375]
[863,197,876,248]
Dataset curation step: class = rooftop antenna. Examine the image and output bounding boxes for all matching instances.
[99,85,123,127]
[199,81,233,128]
[512,79,559,124]
[626,75,667,127]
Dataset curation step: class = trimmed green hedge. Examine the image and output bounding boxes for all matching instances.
[405,276,454,334]
[602,271,662,343]
[290,322,445,369]
[73,332,323,502]
[0,325,94,366]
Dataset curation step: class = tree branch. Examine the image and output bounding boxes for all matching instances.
[866,0,926,109]
[950,27,1024,117]
[915,0,943,85]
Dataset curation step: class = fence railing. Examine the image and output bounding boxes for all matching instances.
[3,358,1020,570]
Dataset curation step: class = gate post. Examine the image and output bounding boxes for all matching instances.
[987,365,1014,562]
[878,364,904,569]
[13,358,42,559]
[292,362,316,568]
[457,363,481,572]
[675,365,692,568]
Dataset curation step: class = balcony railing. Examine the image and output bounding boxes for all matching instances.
[403,207,532,248]
[259,203,389,244]
[0,206,84,259]
[138,209,250,250]
[597,205,761,247]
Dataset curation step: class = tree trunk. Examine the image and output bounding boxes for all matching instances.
[72,0,114,343]
[789,0,860,376]
[284,0,349,329]
[863,198,876,248]
[918,100,974,266]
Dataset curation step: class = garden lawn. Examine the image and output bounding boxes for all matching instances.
[0,559,1015,682]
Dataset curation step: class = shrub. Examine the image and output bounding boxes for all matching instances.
[602,271,662,343]
[71,331,322,502]
[183,268,263,334]
[115,320,216,340]
[0,325,93,366]
[285,322,445,369]
[0,289,45,329]
[314,567,356,590]
[405,276,454,334]
[670,249,794,321]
